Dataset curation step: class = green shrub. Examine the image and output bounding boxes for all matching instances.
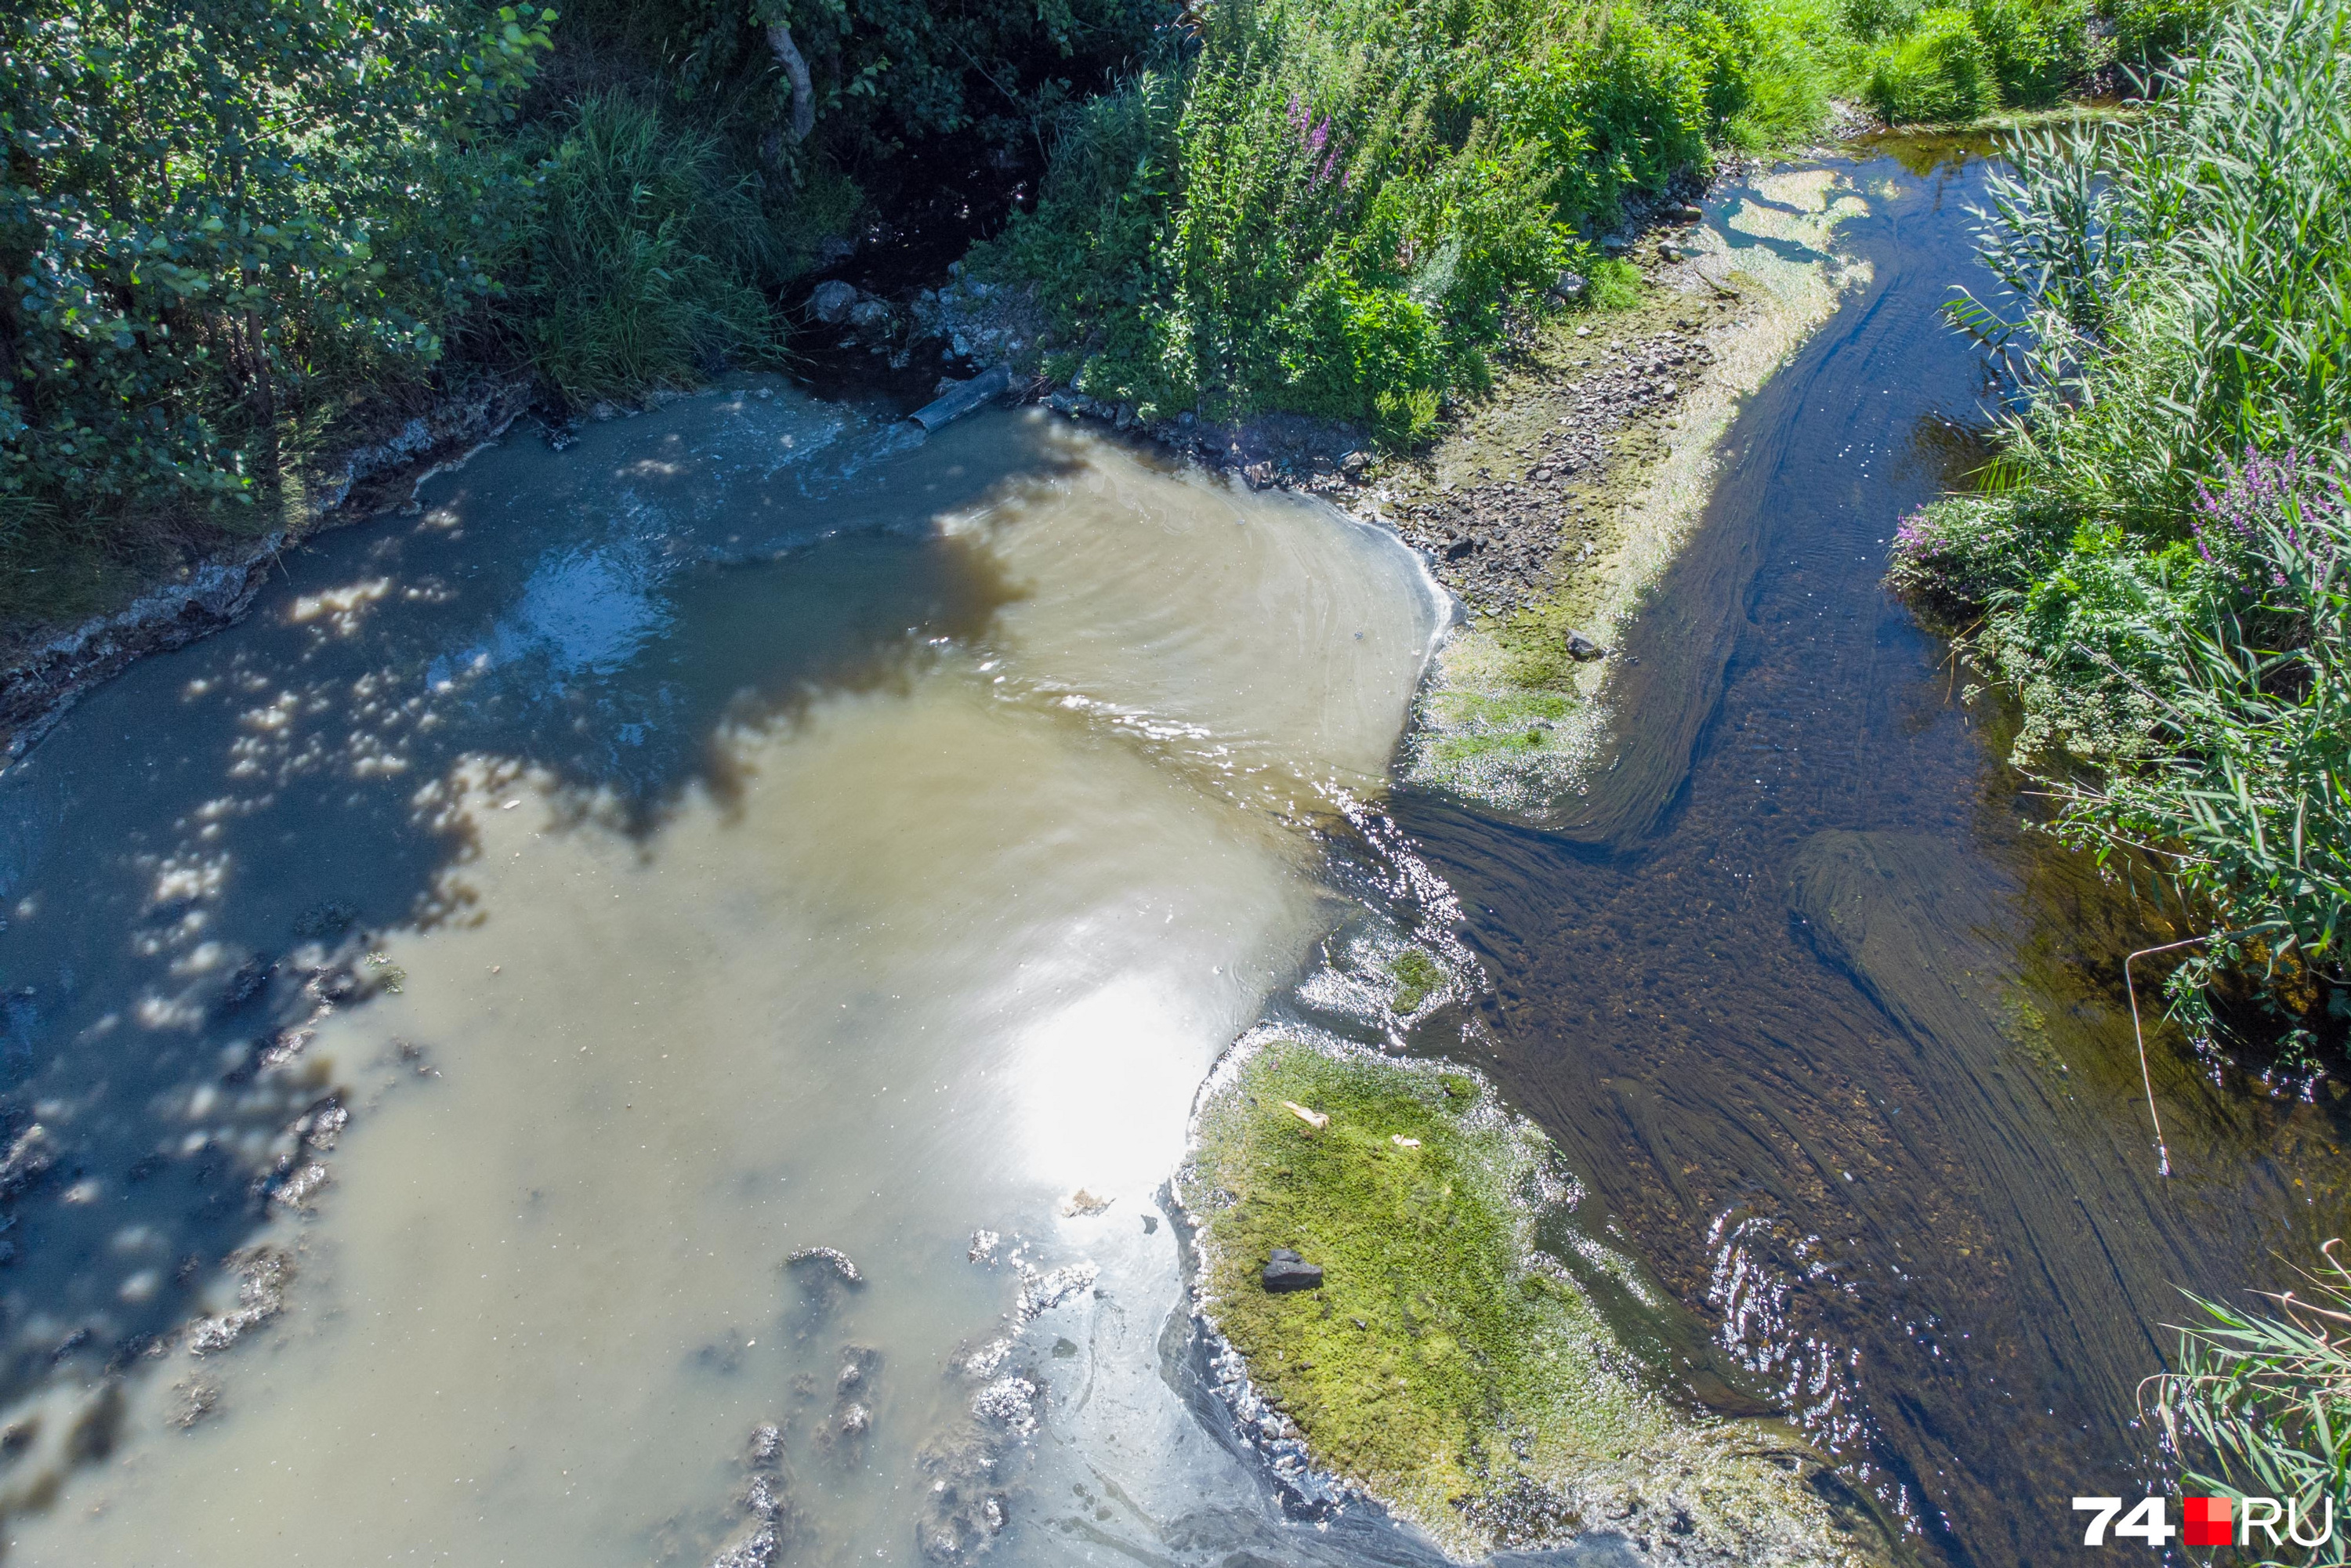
[1970,0,2095,105]
[1886,494,2041,617]
[2102,0,2223,64]
[1867,5,2001,121]
[522,93,784,402]
[981,0,1844,444]
[0,0,554,525]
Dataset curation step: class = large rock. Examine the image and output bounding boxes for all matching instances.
[808,279,860,324]
[1260,1248,1324,1293]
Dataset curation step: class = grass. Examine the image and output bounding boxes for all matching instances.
[1180,1034,1867,1563]
[523,92,789,404]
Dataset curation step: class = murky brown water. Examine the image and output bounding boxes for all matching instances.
[2,145,2346,1568]
[0,396,1449,1564]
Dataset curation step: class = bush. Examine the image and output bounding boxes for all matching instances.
[2103,0,2223,64]
[0,0,555,525]
[1867,5,2001,121]
[1971,0,2096,105]
[1886,494,2038,617]
[1901,0,2351,1035]
[980,0,1842,443]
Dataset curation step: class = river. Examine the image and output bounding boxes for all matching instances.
[0,142,2342,1568]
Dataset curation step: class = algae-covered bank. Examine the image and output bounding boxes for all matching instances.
[1395,168,1872,825]
[1177,1034,1885,1566]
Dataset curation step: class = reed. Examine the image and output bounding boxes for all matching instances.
[2149,1244,2351,1563]
[1892,0,2351,1048]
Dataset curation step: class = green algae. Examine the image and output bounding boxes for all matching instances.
[1405,169,1875,818]
[1179,1034,1882,1565]
[1387,948,1447,1015]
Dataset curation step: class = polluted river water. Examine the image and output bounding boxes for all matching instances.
[1,143,2347,1567]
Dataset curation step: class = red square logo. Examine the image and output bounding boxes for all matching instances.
[2185,1496,2233,1548]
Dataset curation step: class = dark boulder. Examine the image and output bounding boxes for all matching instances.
[808,279,859,324]
[1261,1248,1324,1293]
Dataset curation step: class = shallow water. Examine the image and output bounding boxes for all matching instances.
[1,145,2346,1568]
[1396,144,2351,1566]
[0,393,1453,1564]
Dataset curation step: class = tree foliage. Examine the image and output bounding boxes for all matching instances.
[1,0,554,524]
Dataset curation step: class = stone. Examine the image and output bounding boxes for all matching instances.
[787,1245,864,1284]
[808,280,859,324]
[1261,1248,1324,1293]
[1668,202,1704,222]
[1549,270,1587,301]
[1563,629,1610,662]
[1243,462,1276,490]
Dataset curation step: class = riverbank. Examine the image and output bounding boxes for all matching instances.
[0,378,540,762]
[1389,167,1874,816]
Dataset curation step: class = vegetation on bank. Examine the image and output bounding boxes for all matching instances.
[0,0,1159,620]
[2149,1243,2351,1560]
[1887,0,2349,1060]
[2,0,2164,629]
[973,0,2163,444]
[1180,1034,1867,1563]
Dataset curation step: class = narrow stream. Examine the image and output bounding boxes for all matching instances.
[1401,139,2351,1566]
[0,143,2341,1568]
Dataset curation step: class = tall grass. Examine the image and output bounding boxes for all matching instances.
[977,0,2119,446]
[2149,1243,2351,1563]
[1889,0,2351,1045]
[978,0,1864,441]
[523,93,787,403]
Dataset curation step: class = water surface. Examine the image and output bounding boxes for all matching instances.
[1,147,2344,1568]
[0,394,1450,1564]
[1401,143,2351,1567]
